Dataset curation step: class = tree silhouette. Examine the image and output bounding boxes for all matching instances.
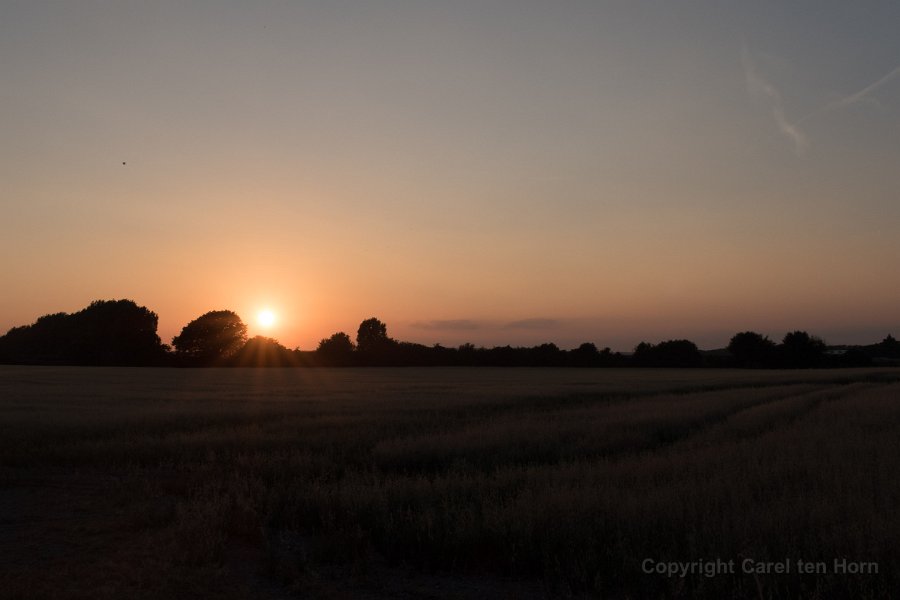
[231,336,297,367]
[529,342,563,366]
[316,332,356,366]
[0,299,166,365]
[780,331,826,368]
[877,334,900,358]
[172,310,247,365]
[78,300,166,362]
[633,339,702,367]
[3,304,890,370]
[571,342,601,367]
[356,318,391,354]
[727,331,777,368]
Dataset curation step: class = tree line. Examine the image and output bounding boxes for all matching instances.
[0,299,898,368]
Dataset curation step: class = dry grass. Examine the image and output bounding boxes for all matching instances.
[1,366,898,598]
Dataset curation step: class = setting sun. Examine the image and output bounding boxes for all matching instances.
[257,309,277,329]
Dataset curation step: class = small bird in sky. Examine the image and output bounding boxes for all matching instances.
[122,162,126,166]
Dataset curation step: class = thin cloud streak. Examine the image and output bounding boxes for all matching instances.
[410,318,564,331]
[504,318,560,330]
[741,45,809,155]
[411,319,482,331]
[798,65,900,125]
[831,66,900,109]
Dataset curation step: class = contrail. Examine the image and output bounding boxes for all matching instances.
[797,65,900,125]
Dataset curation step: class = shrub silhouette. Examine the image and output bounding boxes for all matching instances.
[172,310,247,365]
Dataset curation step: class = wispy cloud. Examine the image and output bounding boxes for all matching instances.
[411,319,482,331]
[504,318,559,330]
[741,45,809,156]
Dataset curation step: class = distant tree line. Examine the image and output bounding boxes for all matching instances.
[724,330,894,369]
[1,299,899,369]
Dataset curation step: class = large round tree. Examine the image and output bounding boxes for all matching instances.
[172,310,247,364]
[356,317,390,354]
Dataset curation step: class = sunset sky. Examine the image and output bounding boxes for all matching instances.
[2,1,899,351]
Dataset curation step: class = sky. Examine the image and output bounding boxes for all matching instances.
[2,1,899,351]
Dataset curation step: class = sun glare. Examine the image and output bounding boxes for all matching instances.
[257,309,277,329]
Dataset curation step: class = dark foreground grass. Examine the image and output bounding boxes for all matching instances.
[1,366,899,599]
